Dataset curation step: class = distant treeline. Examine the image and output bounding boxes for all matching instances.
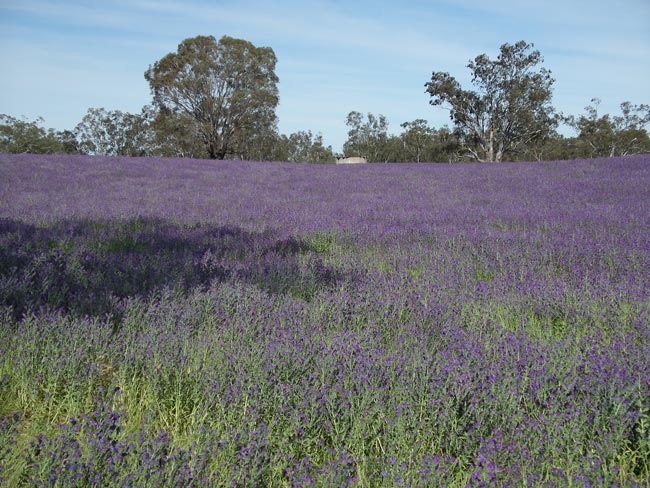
[2,36,649,162]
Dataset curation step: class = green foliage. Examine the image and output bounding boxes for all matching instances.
[0,114,78,154]
[399,119,437,163]
[144,35,279,160]
[343,111,392,162]
[276,130,337,163]
[147,106,209,159]
[75,107,154,157]
[425,40,557,162]
[341,114,461,163]
[302,230,338,254]
[398,119,460,162]
[2,35,647,164]
[566,99,650,158]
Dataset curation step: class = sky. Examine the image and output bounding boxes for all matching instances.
[1,0,649,152]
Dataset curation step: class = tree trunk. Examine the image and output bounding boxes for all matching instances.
[215,147,228,159]
[495,138,505,162]
[486,129,495,162]
[205,137,227,160]
[206,141,217,159]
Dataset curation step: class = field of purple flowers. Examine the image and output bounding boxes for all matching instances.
[1,153,649,486]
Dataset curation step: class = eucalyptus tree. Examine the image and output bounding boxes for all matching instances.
[145,35,279,160]
[75,107,153,156]
[284,130,336,163]
[566,99,650,157]
[399,119,459,162]
[0,114,78,154]
[343,111,391,162]
[425,41,557,162]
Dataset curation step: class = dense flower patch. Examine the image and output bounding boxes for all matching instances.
[1,153,649,486]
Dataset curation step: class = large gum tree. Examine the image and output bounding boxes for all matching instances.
[425,41,557,162]
[145,35,279,160]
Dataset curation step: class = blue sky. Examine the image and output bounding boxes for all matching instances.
[1,0,649,152]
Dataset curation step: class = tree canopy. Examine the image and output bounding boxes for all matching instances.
[144,35,279,160]
[343,111,391,162]
[3,35,648,163]
[75,108,153,157]
[0,115,78,154]
[425,41,557,162]
[565,99,650,157]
